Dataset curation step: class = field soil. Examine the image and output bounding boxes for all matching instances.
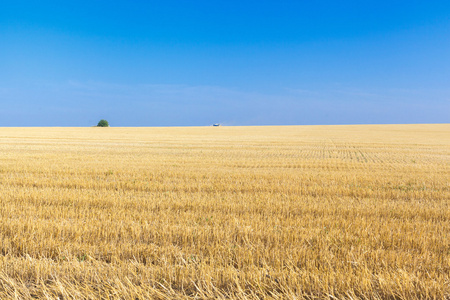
[0,124,449,299]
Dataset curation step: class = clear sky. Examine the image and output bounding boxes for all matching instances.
[1,1,449,126]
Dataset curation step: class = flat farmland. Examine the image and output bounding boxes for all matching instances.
[0,124,449,299]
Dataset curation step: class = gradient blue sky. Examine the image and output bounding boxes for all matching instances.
[1,1,449,126]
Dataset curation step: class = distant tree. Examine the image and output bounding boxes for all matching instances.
[97,119,109,127]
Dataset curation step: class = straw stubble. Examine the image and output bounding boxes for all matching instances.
[0,124,448,299]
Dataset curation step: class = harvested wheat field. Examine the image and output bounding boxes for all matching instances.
[0,124,449,299]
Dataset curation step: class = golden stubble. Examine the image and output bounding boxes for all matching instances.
[0,124,449,299]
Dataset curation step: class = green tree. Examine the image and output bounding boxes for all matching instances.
[97,119,109,127]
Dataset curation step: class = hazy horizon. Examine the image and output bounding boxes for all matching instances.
[0,123,448,128]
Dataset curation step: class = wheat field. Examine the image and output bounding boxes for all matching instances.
[0,124,448,299]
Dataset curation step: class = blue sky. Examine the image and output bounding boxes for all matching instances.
[1,1,449,126]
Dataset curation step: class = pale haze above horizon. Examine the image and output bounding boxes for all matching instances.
[1,1,449,127]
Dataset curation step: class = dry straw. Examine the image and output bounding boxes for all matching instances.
[0,124,448,299]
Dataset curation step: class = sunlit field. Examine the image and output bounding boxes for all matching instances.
[0,124,448,299]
